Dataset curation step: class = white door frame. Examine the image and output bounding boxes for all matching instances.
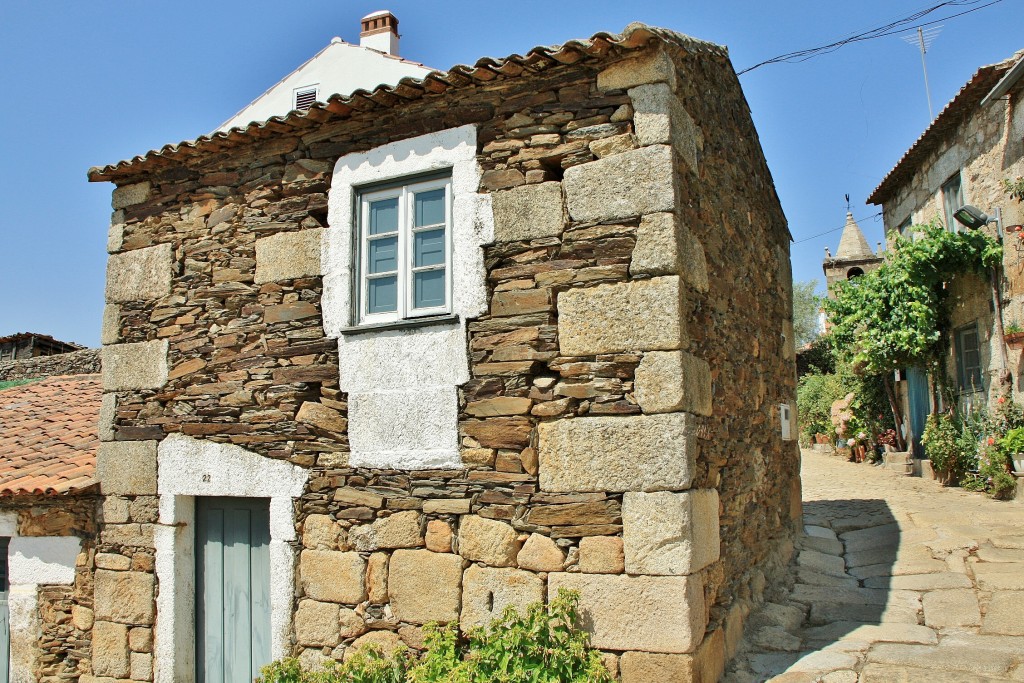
[154,434,307,683]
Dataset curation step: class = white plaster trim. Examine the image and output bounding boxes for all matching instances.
[1,510,81,683]
[154,434,308,683]
[9,585,37,683]
[323,125,493,470]
[8,537,80,585]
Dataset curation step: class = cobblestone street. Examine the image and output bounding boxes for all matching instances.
[726,449,1024,682]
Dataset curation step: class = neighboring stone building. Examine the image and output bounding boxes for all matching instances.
[0,332,84,362]
[217,11,433,132]
[868,49,1024,441]
[0,375,101,682]
[822,212,882,297]
[86,23,798,682]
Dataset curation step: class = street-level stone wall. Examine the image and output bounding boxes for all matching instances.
[88,28,796,682]
[876,63,1024,406]
[0,496,97,683]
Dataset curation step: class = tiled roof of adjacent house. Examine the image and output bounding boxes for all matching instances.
[88,23,726,182]
[0,374,101,496]
[867,52,1022,205]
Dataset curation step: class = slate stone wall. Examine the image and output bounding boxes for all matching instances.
[90,36,796,682]
[0,348,101,381]
[2,496,97,682]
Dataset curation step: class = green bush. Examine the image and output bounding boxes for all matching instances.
[921,413,974,483]
[258,589,612,683]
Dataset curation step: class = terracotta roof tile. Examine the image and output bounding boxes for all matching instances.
[0,374,101,496]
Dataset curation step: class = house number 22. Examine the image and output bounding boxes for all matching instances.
[201,474,211,483]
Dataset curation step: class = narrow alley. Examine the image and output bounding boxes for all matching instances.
[727,449,1024,683]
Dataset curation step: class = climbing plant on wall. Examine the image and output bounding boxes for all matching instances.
[825,220,1002,442]
[826,220,1001,376]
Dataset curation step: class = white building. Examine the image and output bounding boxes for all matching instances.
[217,11,434,133]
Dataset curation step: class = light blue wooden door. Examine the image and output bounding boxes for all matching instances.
[907,367,931,457]
[1,536,9,683]
[195,498,271,683]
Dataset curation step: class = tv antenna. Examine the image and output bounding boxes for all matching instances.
[902,25,942,121]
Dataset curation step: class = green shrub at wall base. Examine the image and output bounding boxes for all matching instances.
[258,589,613,683]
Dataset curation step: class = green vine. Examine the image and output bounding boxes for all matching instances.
[1003,176,1024,203]
[825,220,1001,381]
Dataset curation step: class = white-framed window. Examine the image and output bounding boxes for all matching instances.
[954,322,983,393]
[356,174,452,324]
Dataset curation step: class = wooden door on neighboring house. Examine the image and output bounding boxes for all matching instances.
[195,498,271,683]
[1,536,10,683]
[907,367,930,458]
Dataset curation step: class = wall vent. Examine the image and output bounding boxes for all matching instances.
[294,86,318,111]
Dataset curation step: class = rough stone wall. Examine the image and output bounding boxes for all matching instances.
[92,37,795,682]
[0,347,101,380]
[879,77,1024,405]
[2,496,97,682]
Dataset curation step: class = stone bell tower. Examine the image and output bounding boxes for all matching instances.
[823,212,883,298]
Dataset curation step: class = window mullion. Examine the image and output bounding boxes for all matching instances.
[400,186,410,319]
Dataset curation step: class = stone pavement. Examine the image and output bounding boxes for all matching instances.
[725,449,1024,682]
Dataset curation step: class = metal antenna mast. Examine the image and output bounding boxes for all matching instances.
[902,26,942,121]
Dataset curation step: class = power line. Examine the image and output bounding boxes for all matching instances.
[794,211,883,244]
[737,0,1004,75]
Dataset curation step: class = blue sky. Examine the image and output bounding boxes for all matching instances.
[1,0,1020,347]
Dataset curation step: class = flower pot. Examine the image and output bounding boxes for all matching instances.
[1004,331,1024,348]
[1013,454,1024,474]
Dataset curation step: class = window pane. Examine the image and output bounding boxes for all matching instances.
[368,236,398,274]
[414,229,445,267]
[369,198,399,235]
[414,189,446,227]
[414,270,445,309]
[368,276,397,314]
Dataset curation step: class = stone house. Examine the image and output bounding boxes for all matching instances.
[86,23,799,683]
[867,49,1024,452]
[0,375,101,682]
[0,333,84,362]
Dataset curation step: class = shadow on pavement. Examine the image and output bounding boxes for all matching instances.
[738,498,899,681]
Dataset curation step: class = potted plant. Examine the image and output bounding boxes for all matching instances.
[1004,321,1024,348]
[999,427,1024,473]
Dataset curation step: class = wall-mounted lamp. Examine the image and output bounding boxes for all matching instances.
[954,204,1003,239]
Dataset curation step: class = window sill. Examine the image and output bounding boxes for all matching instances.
[338,314,460,336]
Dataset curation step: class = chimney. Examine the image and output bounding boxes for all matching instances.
[360,10,400,56]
